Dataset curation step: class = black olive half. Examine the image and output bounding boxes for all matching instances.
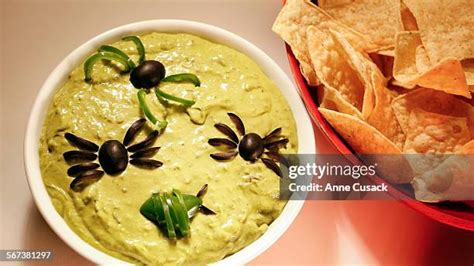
[238,133,264,161]
[98,140,129,175]
[130,60,166,89]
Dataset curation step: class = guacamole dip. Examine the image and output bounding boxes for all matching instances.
[39,32,298,265]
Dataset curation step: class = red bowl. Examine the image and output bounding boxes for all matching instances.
[285,44,474,231]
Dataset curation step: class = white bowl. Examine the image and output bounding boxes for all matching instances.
[24,20,315,265]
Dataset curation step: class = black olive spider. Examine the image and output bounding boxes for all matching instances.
[208,113,289,177]
[83,35,201,130]
[63,118,162,191]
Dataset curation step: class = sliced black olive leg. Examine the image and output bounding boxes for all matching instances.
[196,184,208,198]
[130,158,163,169]
[208,138,237,149]
[264,138,289,151]
[214,123,239,143]
[263,128,282,143]
[127,130,159,152]
[130,147,161,159]
[123,118,147,146]
[67,162,100,177]
[65,133,99,152]
[227,113,245,136]
[261,158,282,177]
[199,205,216,215]
[264,151,281,162]
[265,151,290,167]
[210,150,238,161]
[63,150,98,164]
[70,170,104,192]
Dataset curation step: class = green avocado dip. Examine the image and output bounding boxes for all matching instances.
[39,32,298,265]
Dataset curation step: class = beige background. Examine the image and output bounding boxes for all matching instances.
[2,1,474,266]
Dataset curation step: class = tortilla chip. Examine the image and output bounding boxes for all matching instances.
[391,88,474,138]
[272,0,373,86]
[458,140,474,154]
[403,0,474,63]
[325,30,379,118]
[328,30,405,148]
[319,85,363,118]
[393,31,421,79]
[462,59,474,86]
[414,58,470,98]
[413,157,474,202]
[413,140,474,202]
[318,0,401,51]
[306,26,366,111]
[319,108,401,154]
[317,0,351,6]
[464,58,474,91]
[401,107,471,186]
[365,71,406,149]
[403,108,471,154]
[393,31,470,98]
[319,108,412,183]
[415,45,431,73]
[399,0,418,31]
[375,48,394,57]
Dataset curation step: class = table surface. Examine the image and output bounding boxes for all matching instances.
[1,1,473,265]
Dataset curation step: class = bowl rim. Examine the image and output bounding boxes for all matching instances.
[24,19,316,265]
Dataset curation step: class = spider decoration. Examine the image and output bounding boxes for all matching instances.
[208,113,289,177]
[84,35,201,130]
[63,118,162,192]
[140,184,216,240]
